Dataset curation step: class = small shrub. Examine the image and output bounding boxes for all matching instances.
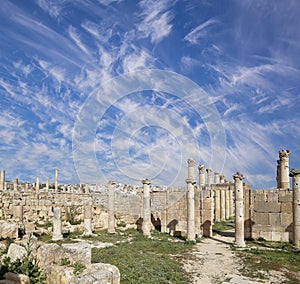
[60,258,70,266]
[73,262,86,275]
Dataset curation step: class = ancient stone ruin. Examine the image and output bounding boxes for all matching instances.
[0,149,299,283]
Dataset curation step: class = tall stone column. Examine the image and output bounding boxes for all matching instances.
[198,165,205,187]
[13,178,18,191]
[79,183,83,194]
[186,178,196,241]
[0,170,5,191]
[194,187,201,237]
[229,188,234,217]
[108,181,116,234]
[36,178,40,192]
[55,169,59,193]
[214,189,221,222]
[276,160,281,188]
[220,189,226,221]
[187,158,196,179]
[161,190,168,233]
[233,172,245,247]
[214,172,220,184]
[206,168,213,185]
[225,188,230,219]
[52,207,63,241]
[83,204,93,236]
[279,150,290,189]
[45,180,49,192]
[220,175,225,184]
[290,169,300,248]
[13,205,23,222]
[85,184,90,194]
[142,178,151,237]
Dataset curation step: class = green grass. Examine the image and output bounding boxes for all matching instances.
[92,230,194,283]
[236,240,300,283]
[212,218,235,234]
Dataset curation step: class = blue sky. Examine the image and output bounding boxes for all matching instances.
[1,0,300,188]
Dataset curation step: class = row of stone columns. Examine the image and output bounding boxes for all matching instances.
[198,165,228,186]
[214,187,234,222]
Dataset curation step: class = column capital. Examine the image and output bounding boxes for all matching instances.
[290,168,300,177]
[198,165,205,173]
[187,158,195,167]
[279,149,290,160]
[142,178,151,185]
[186,178,196,185]
[233,172,243,181]
[108,181,116,186]
[206,168,212,173]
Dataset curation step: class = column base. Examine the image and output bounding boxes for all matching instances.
[108,228,116,234]
[234,241,246,248]
[52,235,63,241]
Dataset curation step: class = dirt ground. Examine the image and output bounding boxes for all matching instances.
[179,232,288,284]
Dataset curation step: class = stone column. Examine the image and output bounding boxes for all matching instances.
[279,150,290,189]
[214,172,220,184]
[52,207,63,241]
[233,172,245,247]
[187,158,196,179]
[83,204,93,236]
[206,168,213,185]
[229,188,234,217]
[36,178,40,192]
[142,178,151,237]
[79,183,83,194]
[195,186,201,238]
[108,181,116,234]
[225,187,230,219]
[220,189,226,221]
[161,190,168,233]
[276,160,281,188]
[85,184,90,194]
[290,168,300,248]
[214,188,221,222]
[45,180,49,192]
[198,165,205,187]
[186,178,196,241]
[220,175,225,184]
[13,205,23,222]
[55,169,59,193]
[13,178,18,191]
[0,170,5,191]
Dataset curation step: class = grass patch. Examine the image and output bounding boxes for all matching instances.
[212,218,235,235]
[236,240,300,283]
[92,230,194,283]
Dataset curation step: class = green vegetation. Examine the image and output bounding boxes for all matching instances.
[212,218,235,235]
[66,205,81,225]
[92,229,194,283]
[236,240,300,283]
[73,262,86,275]
[0,234,46,283]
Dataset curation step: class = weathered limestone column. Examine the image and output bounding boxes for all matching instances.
[229,188,234,217]
[214,172,220,184]
[188,158,196,179]
[0,170,5,191]
[279,150,290,189]
[186,178,196,241]
[13,205,23,222]
[52,207,63,241]
[161,190,168,233]
[79,183,83,194]
[85,184,90,194]
[198,165,205,187]
[108,181,116,234]
[142,178,151,237]
[45,180,49,192]
[13,178,18,191]
[55,169,59,193]
[233,172,245,247]
[220,175,225,184]
[214,189,221,222]
[225,187,230,219]
[83,204,93,236]
[290,168,300,248]
[276,159,281,188]
[220,189,226,221]
[206,168,213,185]
[195,187,201,238]
[36,178,40,191]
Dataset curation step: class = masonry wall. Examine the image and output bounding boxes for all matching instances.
[247,188,293,242]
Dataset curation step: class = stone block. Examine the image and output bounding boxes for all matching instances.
[278,190,292,203]
[253,201,281,213]
[4,272,30,284]
[61,242,91,266]
[266,192,278,202]
[37,243,64,267]
[281,232,290,242]
[271,231,282,242]
[269,213,281,226]
[280,213,292,227]
[0,222,18,239]
[281,202,292,213]
[253,212,269,225]
[7,244,26,262]
[252,191,266,202]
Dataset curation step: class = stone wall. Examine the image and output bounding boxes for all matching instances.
[247,188,293,242]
